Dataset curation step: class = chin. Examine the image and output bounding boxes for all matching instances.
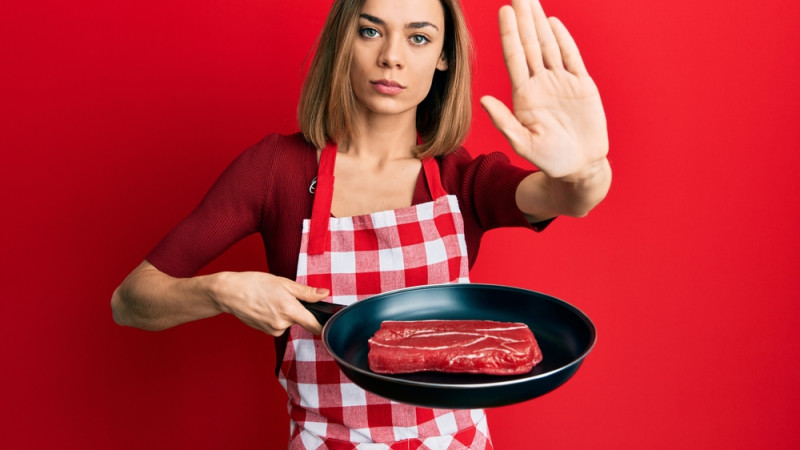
[358,96,422,118]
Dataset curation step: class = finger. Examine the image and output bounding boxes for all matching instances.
[511,0,543,73]
[258,322,287,337]
[528,0,562,69]
[284,280,330,302]
[293,308,324,335]
[267,295,323,335]
[480,96,528,150]
[549,17,588,76]
[240,314,289,337]
[498,5,530,88]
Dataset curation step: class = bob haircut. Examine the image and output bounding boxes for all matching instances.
[297,0,473,158]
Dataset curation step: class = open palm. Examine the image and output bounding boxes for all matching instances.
[481,0,608,180]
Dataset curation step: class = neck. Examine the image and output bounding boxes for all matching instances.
[344,109,418,161]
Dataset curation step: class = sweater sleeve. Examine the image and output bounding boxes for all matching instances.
[146,136,278,278]
[439,148,554,267]
[441,148,553,231]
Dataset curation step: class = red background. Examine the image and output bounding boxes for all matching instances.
[2,0,799,448]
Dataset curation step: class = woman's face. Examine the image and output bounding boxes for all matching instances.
[349,0,449,121]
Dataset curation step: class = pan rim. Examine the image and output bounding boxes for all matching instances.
[321,283,596,390]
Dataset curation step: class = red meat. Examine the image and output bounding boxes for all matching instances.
[367,320,542,375]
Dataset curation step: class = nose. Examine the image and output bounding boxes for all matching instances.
[378,36,404,69]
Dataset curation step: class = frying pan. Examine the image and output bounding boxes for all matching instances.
[303,283,596,409]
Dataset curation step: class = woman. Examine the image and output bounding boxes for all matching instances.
[111,0,610,447]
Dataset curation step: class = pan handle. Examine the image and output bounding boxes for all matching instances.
[299,300,346,326]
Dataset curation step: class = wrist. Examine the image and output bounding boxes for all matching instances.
[198,272,231,313]
[555,157,610,185]
[548,158,611,217]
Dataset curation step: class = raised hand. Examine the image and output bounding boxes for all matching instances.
[480,0,608,182]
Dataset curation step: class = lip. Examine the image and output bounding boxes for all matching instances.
[370,79,405,95]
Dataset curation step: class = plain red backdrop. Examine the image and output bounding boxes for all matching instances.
[2,0,799,448]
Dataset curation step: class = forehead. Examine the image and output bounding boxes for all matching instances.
[359,0,445,26]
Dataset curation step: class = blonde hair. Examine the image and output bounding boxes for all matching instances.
[297,0,473,157]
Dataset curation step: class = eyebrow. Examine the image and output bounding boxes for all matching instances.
[359,13,440,31]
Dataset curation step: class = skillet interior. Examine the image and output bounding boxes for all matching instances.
[322,283,595,408]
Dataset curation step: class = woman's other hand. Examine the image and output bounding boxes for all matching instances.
[480,0,608,182]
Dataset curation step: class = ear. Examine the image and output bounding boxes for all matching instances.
[436,52,449,71]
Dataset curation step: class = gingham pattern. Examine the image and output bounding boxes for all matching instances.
[288,409,492,450]
[296,195,470,304]
[278,149,490,449]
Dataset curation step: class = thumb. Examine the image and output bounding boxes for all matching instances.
[285,280,330,303]
[480,95,525,148]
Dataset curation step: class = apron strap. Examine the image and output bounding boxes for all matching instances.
[308,143,336,255]
[421,156,447,199]
[418,132,448,199]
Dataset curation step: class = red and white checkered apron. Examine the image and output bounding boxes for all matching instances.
[278,143,493,449]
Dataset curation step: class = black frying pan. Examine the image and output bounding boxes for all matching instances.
[303,283,596,409]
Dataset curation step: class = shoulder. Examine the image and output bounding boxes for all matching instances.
[207,132,317,212]
[239,132,316,166]
[437,146,472,182]
[259,132,318,183]
[438,146,525,186]
[249,133,317,220]
[439,145,474,166]
[224,132,316,183]
[438,145,521,168]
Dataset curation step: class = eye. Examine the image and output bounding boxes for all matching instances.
[410,34,430,45]
[359,27,380,39]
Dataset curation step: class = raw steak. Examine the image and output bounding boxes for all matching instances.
[367,320,542,375]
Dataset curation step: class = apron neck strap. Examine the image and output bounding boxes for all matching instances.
[417,134,447,198]
[421,156,447,199]
[308,143,336,255]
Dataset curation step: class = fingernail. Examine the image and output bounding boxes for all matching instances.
[315,288,330,296]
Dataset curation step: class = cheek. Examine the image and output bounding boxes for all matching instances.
[416,50,444,77]
[348,63,364,92]
[350,54,370,83]
[413,61,440,91]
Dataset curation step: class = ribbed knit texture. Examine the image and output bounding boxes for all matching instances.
[146,133,545,280]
